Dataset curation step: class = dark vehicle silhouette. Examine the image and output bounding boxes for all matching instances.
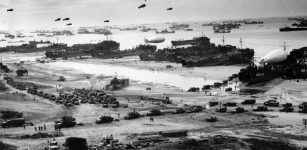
[264,100,279,107]
[280,107,294,112]
[253,106,268,111]
[223,102,237,107]
[282,103,293,107]
[1,118,25,128]
[216,107,227,113]
[299,102,307,109]
[209,101,219,107]
[241,99,256,105]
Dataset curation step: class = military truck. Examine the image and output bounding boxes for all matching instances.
[241,99,256,105]
[299,107,307,113]
[1,118,25,128]
[55,116,76,128]
[0,111,23,119]
[264,100,279,107]
[47,139,59,150]
[216,107,227,113]
[162,97,172,104]
[95,116,114,124]
[209,101,219,107]
[231,107,246,113]
[253,106,268,111]
[280,107,294,112]
[299,102,307,109]
[124,111,141,120]
[223,102,237,107]
[172,108,186,114]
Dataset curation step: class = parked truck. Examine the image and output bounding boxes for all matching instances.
[1,118,25,128]
[241,99,256,105]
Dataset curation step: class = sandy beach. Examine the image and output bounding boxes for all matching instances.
[1,51,307,149]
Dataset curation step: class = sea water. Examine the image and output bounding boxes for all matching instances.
[1,17,307,89]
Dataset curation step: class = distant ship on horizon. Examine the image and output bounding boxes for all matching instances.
[279,27,307,32]
[156,29,175,34]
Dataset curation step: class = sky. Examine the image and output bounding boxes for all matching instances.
[0,0,307,30]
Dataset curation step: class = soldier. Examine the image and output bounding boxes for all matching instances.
[44,124,46,131]
[35,126,37,132]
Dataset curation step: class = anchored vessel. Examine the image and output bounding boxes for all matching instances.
[156,29,175,34]
[238,47,307,85]
[139,36,254,67]
[45,41,156,59]
[169,24,189,30]
[279,27,307,32]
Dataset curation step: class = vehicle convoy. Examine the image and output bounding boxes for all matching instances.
[1,118,25,128]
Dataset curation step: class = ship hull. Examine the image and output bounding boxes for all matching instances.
[279,27,307,32]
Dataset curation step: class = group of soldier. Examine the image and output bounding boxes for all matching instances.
[34,124,47,131]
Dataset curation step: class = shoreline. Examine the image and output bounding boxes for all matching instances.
[68,56,246,81]
[1,52,307,149]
